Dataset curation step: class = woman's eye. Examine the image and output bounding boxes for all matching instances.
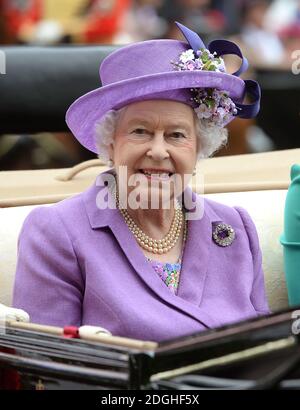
[132,128,147,135]
[170,132,186,139]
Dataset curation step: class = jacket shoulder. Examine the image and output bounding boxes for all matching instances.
[20,187,91,238]
[203,195,260,253]
[203,196,246,226]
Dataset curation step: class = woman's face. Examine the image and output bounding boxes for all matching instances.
[109,100,198,207]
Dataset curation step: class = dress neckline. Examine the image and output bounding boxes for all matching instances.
[146,255,182,265]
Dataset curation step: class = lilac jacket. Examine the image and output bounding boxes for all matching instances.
[13,172,270,342]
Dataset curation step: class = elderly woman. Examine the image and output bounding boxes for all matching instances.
[13,22,270,342]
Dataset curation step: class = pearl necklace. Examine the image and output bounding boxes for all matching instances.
[112,184,187,254]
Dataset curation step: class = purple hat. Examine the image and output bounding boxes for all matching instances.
[66,22,260,154]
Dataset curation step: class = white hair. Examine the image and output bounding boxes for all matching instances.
[94,108,228,164]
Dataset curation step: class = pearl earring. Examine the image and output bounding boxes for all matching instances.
[192,167,197,176]
[108,159,114,168]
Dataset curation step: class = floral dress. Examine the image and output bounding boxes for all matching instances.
[146,256,182,295]
[146,222,187,295]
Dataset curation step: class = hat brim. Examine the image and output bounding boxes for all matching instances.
[66,70,245,153]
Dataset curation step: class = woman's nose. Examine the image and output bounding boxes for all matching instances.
[146,132,169,161]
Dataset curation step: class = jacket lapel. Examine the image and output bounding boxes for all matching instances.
[177,193,212,306]
[83,173,219,329]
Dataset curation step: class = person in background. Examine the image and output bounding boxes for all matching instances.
[1,0,42,44]
[79,0,131,43]
[239,0,286,67]
[264,0,300,32]
[116,0,167,43]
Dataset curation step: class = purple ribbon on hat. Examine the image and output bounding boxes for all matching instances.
[175,21,260,120]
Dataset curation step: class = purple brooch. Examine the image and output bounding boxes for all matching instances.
[212,223,235,247]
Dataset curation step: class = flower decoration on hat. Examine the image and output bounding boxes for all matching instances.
[172,49,238,127]
[172,21,261,127]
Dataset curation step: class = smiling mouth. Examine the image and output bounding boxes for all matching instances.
[138,169,173,179]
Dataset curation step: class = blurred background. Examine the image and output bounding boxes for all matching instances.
[0,0,299,171]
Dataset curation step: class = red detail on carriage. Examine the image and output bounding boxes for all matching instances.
[63,326,79,339]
